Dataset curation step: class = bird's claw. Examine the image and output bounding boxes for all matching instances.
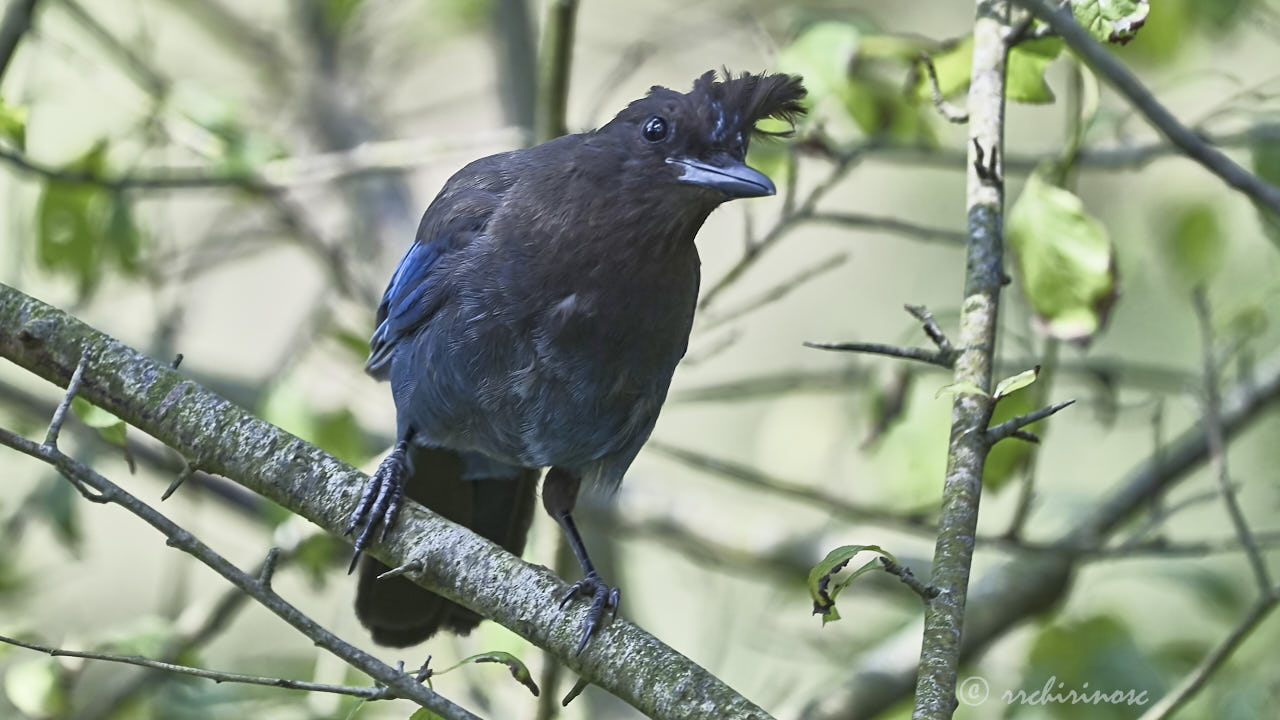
[559,571,620,653]
[345,443,409,574]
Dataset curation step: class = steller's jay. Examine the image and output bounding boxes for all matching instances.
[347,70,806,650]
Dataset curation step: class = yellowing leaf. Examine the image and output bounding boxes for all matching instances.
[1008,174,1118,345]
[994,366,1040,399]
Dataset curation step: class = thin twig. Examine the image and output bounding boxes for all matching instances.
[161,460,195,501]
[0,285,779,720]
[803,341,956,369]
[699,143,873,310]
[44,347,88,448]
[258,547,281,589]
[0,633,400,700]
[533,0,578,143]
[79,544,296,720]
[986,399,1075,444]
[804,304,962,369]
[1011,0,1280,215]
[1193,288,1273,593]
[0,427,480,720]
[699,253,848,333]
[648,441,938,536]
[0,0,41,81]
[879,557,940,600]
[906,304,957,356]
[805,212,967,245]
[1137,587,1280,720]
[918,52,970,123]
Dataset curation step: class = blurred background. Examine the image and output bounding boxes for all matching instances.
[1,0,1279,718]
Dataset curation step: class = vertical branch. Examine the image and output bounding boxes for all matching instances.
[491,0,537,133]
[533,0,578,143]
[1193,289,1273,593]
[0,0,41,82]
[913,2,1010,718]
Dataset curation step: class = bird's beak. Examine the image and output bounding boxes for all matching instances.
[668,157,776,198]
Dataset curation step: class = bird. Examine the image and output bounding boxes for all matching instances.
[346,69,807,651]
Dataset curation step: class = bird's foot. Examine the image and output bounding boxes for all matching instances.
[344,442,409,573]
[559,571,620,653]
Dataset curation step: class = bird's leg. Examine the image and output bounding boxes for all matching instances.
[543,467,620,653]
[344,437,411,573]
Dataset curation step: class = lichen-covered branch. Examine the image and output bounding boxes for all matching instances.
[0,281,775,720]
[1011,0,1280,215]
[911,1,1011,717]
[0,429,480,720]
[802,350,1280,720]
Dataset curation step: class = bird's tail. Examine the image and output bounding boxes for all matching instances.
[354,445,537,647]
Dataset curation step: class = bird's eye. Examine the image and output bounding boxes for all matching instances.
[642,115,669,143]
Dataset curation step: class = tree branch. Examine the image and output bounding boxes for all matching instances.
[0,429,479,720]
[1137,585,1280,720]
[0,632,405,702]
[1011,0,1280,215]
[534,0,578,143]
[911,3,1010,716]
[1193,288,1273,593]
[0,0,40,82]
[0,282,777,720]
[985,399,1074,444]
[803,350,1280,720]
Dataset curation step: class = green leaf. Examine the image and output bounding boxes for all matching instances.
[260,378,377,467]
[99,616,181,658]
[912,36,1058,105]
[1072,0,1150,44]
[322,0,365,34]
[807,545,895,624]
[778,21,864,115]
[35,142,146,296]
[1161,202,1227,287]
[1006,38,1062,103]
[779,22,933,143]
[1252,138,1280,248]
[1007,173,1118,345]
[994,366,1040,400]
[408,710,447,720]
[746,139,792,190]
[1022,616,1166,719]
[935,380,989,399]
[36,477,81,550]
[437,651,540,697]
[71,396,128,446]
[0,98,26,149]
[292,533,342,587]
[857,34,932,62]
[311,408,376,467]
[5,657,69,718]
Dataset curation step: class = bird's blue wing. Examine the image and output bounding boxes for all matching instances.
[366,239,444,378]
[366,153,512,380]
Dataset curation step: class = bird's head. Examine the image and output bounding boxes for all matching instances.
[599,70,806,202]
